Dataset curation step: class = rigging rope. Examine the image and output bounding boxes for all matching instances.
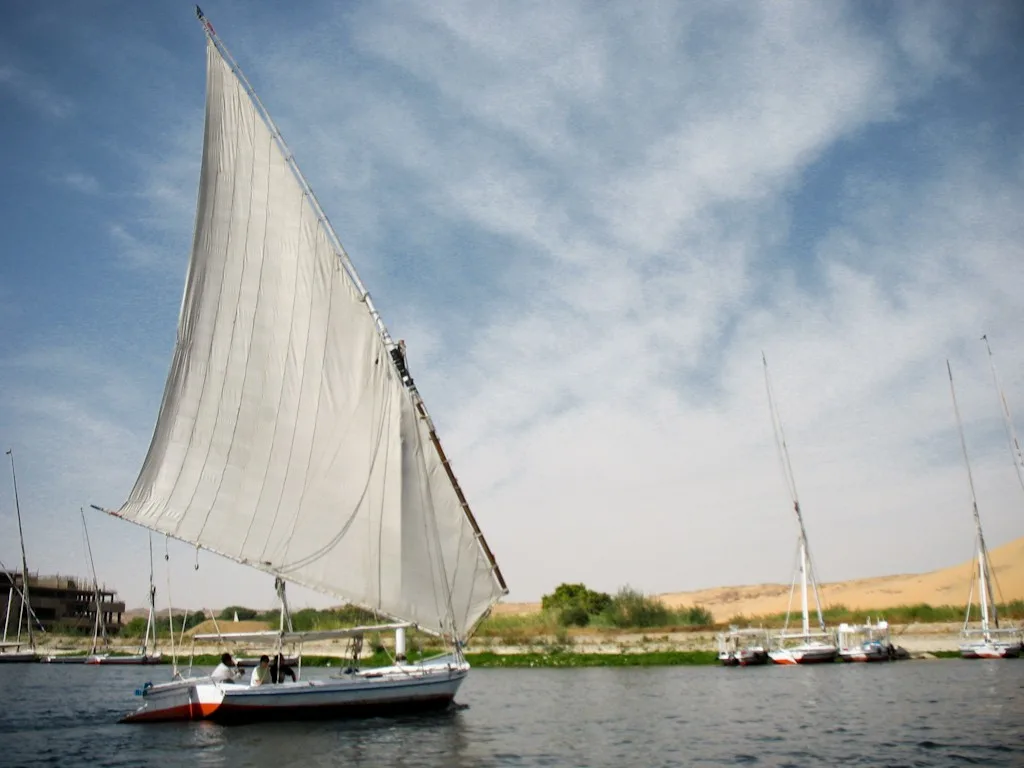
[164,535,178,676]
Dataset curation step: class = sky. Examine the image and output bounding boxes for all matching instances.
[1,1,1023,615]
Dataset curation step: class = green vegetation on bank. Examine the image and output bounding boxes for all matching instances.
[144,650,721,668]
[463,650,718,667]
[725,600,1024,628]
[498,582,714,636]
[111,586,1024,647]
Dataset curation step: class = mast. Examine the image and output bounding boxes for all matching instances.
[762,355,826,635]
[947,360,998,636]
[192,6,506,600]
[981,334,1024,496]
[143,534,156,656]
[81,508,107,654]
[6,449,33,648]
[799,537,809,636]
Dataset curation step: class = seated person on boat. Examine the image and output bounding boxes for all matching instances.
[211,652,243,683]
[271,653,296,683]
[250,655,271,686]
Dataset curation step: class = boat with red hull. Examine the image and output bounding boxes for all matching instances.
[90,5,507,725]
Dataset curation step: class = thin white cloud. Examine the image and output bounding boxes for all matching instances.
[0,64,73,119]
[108,223,163,269]
[60,172,100,195]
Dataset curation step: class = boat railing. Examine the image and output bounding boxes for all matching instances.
[836,621,892,650]
[960,626,1021,642]
[717,627,770,652]
[771,629,835,647]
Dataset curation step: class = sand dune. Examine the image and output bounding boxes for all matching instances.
[187,619,270,637]
[494,535,1024,621]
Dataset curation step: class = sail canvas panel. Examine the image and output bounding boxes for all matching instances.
[114,39,503,640]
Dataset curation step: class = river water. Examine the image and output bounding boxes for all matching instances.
[0,660,1021,767]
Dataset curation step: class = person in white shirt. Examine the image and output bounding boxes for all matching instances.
[250,654,271,686]
[211,652,242,684]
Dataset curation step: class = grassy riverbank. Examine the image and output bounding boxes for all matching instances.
[172,650,720,668]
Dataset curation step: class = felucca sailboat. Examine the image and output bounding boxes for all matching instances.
[761,356,837,665]
[946,361,1021,660]
[94,7,506,722]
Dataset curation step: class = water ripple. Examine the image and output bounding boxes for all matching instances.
[0,661,1021,767]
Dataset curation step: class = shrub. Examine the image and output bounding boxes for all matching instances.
[541,583,612,627]
[600,586,671,628]
[678,604,714,626]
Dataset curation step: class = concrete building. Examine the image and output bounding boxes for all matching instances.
[1,572,125,637]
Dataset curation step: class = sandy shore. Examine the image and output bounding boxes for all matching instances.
[495,535,1024,622]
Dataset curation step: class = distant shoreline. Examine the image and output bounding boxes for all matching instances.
[28,620,996,666]
[30,649,966,667]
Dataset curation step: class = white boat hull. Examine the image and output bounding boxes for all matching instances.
[122,662,467,724]
[837,640,901,662]
[769,644,837,665]
[41,654,88,664]
[718,648,769,666]
[86,652,163,666]
[959,641,1021,660]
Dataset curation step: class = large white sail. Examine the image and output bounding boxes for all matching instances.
[112,38,505,640]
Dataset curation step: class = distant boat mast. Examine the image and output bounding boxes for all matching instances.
[946,360,999,634]
[6,449,33,648]
[981,334,1024,496]
[762,354,826,635]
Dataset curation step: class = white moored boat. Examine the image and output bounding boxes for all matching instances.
[837,619,906,662]
[93,6,507,724]
[717,627,770,666]
[947,361,1021,661]
[761,356,838,667]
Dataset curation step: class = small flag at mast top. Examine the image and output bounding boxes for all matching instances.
[195,5,215,35]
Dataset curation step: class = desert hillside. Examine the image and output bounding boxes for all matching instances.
[494,535,1024,622]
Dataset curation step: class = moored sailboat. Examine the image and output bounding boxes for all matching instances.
[761,356,838,666]
[1,449,39,663]
[85,529,162,666]
[93,6,506,723]
[946,361,1020,660]
[0,564,39,664]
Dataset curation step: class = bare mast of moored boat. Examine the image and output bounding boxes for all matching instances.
[981,334,1024,497]
[7,449,34,652]
[81,508,109,656]
[947,363,996,634]
[946,360,1020,658]
[762,355,828,639]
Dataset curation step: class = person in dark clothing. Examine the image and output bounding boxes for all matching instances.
[270,653,297,683]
